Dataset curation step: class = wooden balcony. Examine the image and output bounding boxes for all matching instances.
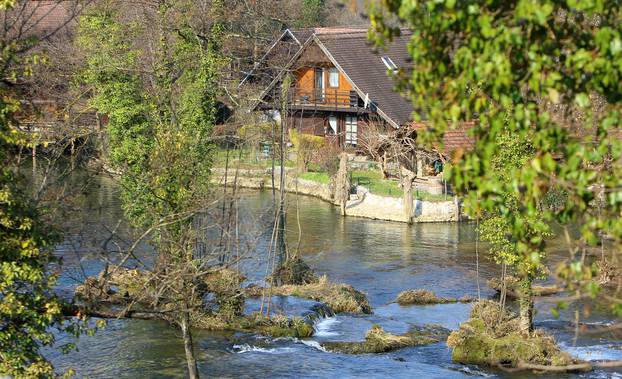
[259,87,369,113]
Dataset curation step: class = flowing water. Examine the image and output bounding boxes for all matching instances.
[45,173,621,378]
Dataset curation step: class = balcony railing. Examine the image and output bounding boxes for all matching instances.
[289,88,360,109]
[259,86,371,113]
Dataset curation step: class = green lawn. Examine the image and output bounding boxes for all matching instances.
[299,171,330,184]
[301,169,449,202]
[214,149,448,202]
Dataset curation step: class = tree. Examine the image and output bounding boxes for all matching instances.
[0,1,93,377]
[299,0,326,27]
[78,1,224,377]
[371,0,622,334]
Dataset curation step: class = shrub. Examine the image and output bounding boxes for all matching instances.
[289,129,324,172]
[313,143,342,176]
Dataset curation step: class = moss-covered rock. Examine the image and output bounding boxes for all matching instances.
[107,265,154,299]
[322,324,449,354]
[204,268,245,319]
[74,276,115,302]
[246,275,371,314]
[255,314,315,338]
[447,301,578,368]
[192,313,314,338]
[272,255,318,285]
[75,266,154,304]
[395,289,473,305]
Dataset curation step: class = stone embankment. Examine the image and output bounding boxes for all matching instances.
[211,167,462,223]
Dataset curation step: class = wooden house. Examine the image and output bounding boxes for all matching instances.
[252,28,415,149]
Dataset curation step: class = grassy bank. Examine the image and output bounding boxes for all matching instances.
[214,148,448,202]
[300,169,448,202]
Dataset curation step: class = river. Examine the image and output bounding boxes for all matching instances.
[44,173,622,378]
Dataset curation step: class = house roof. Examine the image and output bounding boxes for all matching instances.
[239,26,369,88]
[411,122,476,156]
[315,30,414,127]
[253,28,416,128]
[238,29,303,88]
[290,26,369,42]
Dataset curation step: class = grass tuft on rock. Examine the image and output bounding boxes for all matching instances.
[246,275,371,314]
[272,255,318,286]
[395,289,473,305]
[76,266,316,338]
[322,324,449,354]
[447,301,579,368]
[192,313,314,338]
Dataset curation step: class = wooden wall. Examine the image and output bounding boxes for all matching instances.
[294,67,353,93]
[296,68,315,92]
[287,111,326,136]
[285,111,380,151]
[293,41,354,96]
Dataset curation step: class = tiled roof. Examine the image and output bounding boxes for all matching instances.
[411,122,476,155]
[290,26,369,43]
[317,31,415,127]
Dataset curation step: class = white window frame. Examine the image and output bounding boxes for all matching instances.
[328,67,339,88]
[328,115,338,134]
[314,68,325,99]
[345,116,357,146]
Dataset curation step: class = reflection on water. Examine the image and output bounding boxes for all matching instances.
[47,175,621,379]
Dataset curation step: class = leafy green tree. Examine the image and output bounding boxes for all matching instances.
[0,1,90,377]
[78,1,223,377]
[0,171,62,378]
[371,0,622,333]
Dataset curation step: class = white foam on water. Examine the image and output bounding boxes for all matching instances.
[300,339,328,352]
[458,366,494,377]
[591,371,622,379]
[313,317,340,337]
[561,343,622,361]
[232,343,296,354]
[540,319,615,327]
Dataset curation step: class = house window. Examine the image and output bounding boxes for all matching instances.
[314,68,325,99]
[381,56,398,71]
[345,116,357,146]
[328,115,338,134]
[328,67,339,87]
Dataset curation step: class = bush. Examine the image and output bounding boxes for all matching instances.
[289,129,325,172]
[313,143,342,175]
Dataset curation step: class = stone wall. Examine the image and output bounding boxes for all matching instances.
[211,169,462,224]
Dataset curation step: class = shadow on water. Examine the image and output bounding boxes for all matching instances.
[46,177,621,379]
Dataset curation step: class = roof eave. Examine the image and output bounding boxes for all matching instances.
[238,29,303,89]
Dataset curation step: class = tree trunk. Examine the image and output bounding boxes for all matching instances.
[181,310,200,379]
[517,276,534,335]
